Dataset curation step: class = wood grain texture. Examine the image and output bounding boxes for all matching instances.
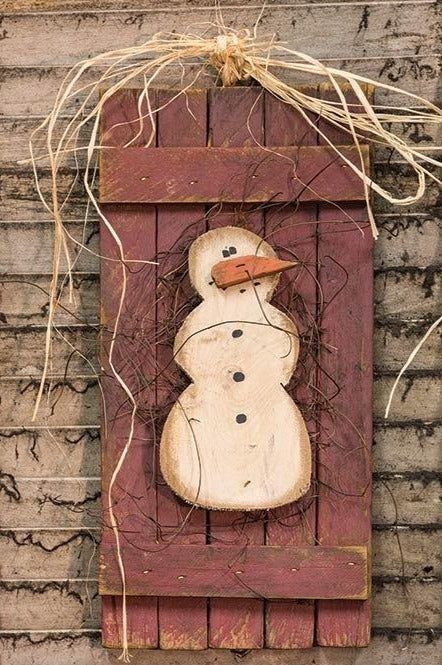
[0,372,438,430]
[2,422,439,481]
[99,204,158,649]
[99,145,369,204]
[2,55,439,119]
[99,91,159,648]
[155,88,208,651]
[100,544,368,599]
[2,4,438,66]
[263,89,318,649]
[1,268,440,328]
[314,84,374,646]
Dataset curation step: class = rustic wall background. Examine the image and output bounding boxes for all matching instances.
[0,1,440,664]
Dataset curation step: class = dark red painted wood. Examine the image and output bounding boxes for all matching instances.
[207,87,265,650]
[100,89,160,648]
[155,88,208,650]
[264,88,319,649]
[102,596,158,649]
[100,145,368,204]
[100,204,158,649]
[100,543,368,599]
[315,82,373,646]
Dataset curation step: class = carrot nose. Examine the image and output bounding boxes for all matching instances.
[211,254,297,289]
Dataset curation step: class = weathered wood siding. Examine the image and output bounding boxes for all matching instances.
[0,0,440,663]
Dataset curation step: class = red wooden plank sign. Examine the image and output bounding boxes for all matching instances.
[99,85,373,650]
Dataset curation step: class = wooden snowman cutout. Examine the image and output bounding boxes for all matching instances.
[160,226,311,510]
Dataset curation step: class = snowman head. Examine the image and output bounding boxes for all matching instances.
[189,226,295,300]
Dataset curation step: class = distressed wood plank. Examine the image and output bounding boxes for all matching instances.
[372,528,442,578]
[374,319,442,371]
[0,581,100,630]
[375,216,441,269]
[100,544,369,599]
[316,205,373,644]
[0,327,99,377]
[0,427,100,477]
[155,88,208,651]
[373,422,441,473]
[373,475,442,525]
[0,529,100,579]
[0,0,359,11]
[0,377,100,427]
[207,86,265,650]
[99,90,159,649]
[263,88,318,649]
[0,274,99,327]
[0,479,101,529]
[372,578,442,628]
[374,373,441,421]
[1,5,438,66]
[100,145,368,203]
[375,268,441,319]
[0,221,100,274]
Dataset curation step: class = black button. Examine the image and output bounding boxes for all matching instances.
[232,329,243,338]
[236,414,247,424]
[233,372,245,382]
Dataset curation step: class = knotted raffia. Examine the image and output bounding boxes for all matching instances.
[26,20,441,663]
[210,32,251,85]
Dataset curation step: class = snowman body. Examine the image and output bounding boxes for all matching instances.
[160,227,311,511]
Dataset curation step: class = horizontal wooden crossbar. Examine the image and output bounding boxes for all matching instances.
[100,544,368,600]
[99,145,369,204]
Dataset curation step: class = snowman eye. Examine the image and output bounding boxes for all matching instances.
[229,246,237,254]
[222,249,230,258]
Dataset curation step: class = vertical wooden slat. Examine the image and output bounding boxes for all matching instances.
[100,203,158,649]
[263,87,318,648]
[100,91,159,649]
[156,89,208,650]
[207,87,265,650]
[315,83,373,646]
